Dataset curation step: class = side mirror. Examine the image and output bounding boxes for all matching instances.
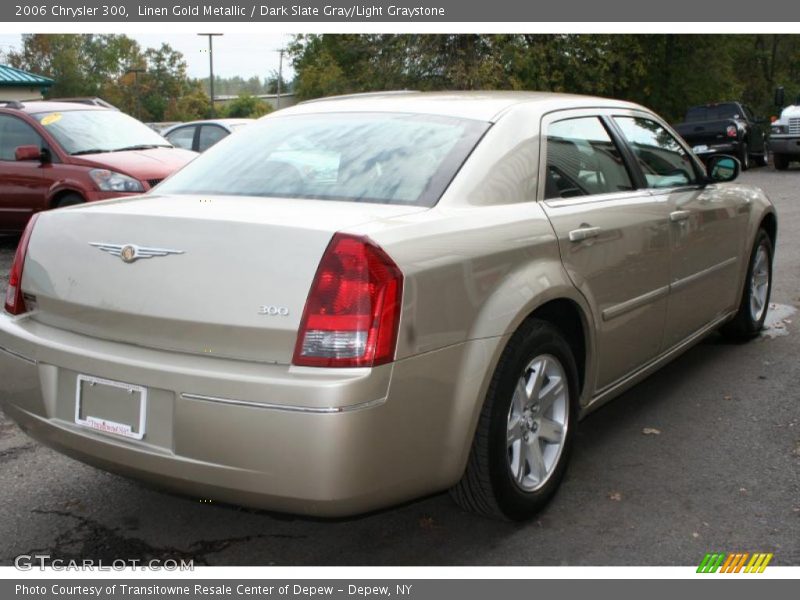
[775,86,785,108]
[15,145,44,162]
[707,155,740,183]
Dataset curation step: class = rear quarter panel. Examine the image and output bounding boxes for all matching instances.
[350,107,600,479]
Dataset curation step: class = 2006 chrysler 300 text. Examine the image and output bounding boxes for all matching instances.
[0,92,776,519]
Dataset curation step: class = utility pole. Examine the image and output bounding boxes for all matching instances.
[276,48,284,110]
[126,67,146,120]
[198,33,223,116]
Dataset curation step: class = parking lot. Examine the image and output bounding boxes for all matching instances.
[1,167,799,567]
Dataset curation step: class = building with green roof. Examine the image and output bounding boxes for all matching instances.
[0,64,54,101]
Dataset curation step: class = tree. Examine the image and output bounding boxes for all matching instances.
[288,34,800,121]
[7,34,212,123]
[220,94,272,118]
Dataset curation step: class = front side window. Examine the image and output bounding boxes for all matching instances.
[544,116,633,200]
[156,113,490,207]
[614,117,699,188]
[0,114,43,161]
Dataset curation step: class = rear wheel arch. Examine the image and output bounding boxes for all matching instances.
[523,298,589,398]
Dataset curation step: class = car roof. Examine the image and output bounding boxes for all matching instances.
[280,91,644,122]
[0,100,110,115]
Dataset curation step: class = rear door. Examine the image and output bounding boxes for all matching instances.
[611,113,748,348]
[0,113,48,231]
[539,110,672,391]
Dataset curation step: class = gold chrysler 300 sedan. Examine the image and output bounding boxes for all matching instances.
[0,92,776,519]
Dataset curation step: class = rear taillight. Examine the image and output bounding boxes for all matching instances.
[293,233,403,368]
[726,125,738,138]
[4,213,40,316]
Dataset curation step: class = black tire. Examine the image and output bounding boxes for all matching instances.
[738,142,750,171]
[450,319,579,520]
[54,193,84,208]
[773,153,789,171]
[754,143,769,167]
[720,229,773,341]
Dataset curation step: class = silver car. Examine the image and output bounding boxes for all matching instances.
[0,92,776,519]
[162,118,254,152]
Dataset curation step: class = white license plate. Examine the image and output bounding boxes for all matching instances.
[692,144,709,153]
[74,374,147,440]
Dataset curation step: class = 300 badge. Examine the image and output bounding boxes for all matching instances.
[258,305,290,316]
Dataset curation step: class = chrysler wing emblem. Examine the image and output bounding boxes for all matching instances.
[89,242,185,263]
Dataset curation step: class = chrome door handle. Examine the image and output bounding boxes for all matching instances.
[669,210,691,223]
[568,227,602,242]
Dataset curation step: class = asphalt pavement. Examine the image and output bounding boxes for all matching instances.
[1,167,798,566]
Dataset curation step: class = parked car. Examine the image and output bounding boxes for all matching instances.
[0,92,776,520]
[0,100,196,232]
[769,87,800,170]
[162,118,254,153]
[673,101,769,170]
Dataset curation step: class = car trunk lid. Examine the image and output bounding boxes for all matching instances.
[21,194,425,365]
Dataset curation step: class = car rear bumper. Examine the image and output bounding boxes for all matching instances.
[769,136,800,155]
[0,312,496,516]
[691,142,739,158]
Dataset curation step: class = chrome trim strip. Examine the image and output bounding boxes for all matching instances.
[543,190,650,209]
[0,208,34,213]
[602,285,670,322]
[0,344,36,365]
[648,185,704,197]
[180,393,386,414]
[670,257,738,293]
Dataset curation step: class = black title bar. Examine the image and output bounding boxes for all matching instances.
[6,0,800,22]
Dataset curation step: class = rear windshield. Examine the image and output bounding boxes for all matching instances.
[155,112,489,206]
[32,109,171,155]
[684,104,741,122]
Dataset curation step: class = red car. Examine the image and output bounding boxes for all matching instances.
[0,100,196,232]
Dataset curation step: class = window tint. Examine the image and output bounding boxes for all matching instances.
[0,115,43,161]
[166,126,196,150]
[197,125,228,151]
[614,117,699,188]
[156,113,489,207]
[544,117,633,200]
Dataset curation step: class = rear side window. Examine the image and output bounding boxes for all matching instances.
[156,113,490,207]
[0,114,43,161]
[544,116,633,200]
[197,125,227,151]
[684,104,741,121]
[166,126,196,150]
[614,117,699,188]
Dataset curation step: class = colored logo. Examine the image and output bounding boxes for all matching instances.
[697,552,773,573]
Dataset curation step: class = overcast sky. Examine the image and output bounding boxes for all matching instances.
[0,33,295,81]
